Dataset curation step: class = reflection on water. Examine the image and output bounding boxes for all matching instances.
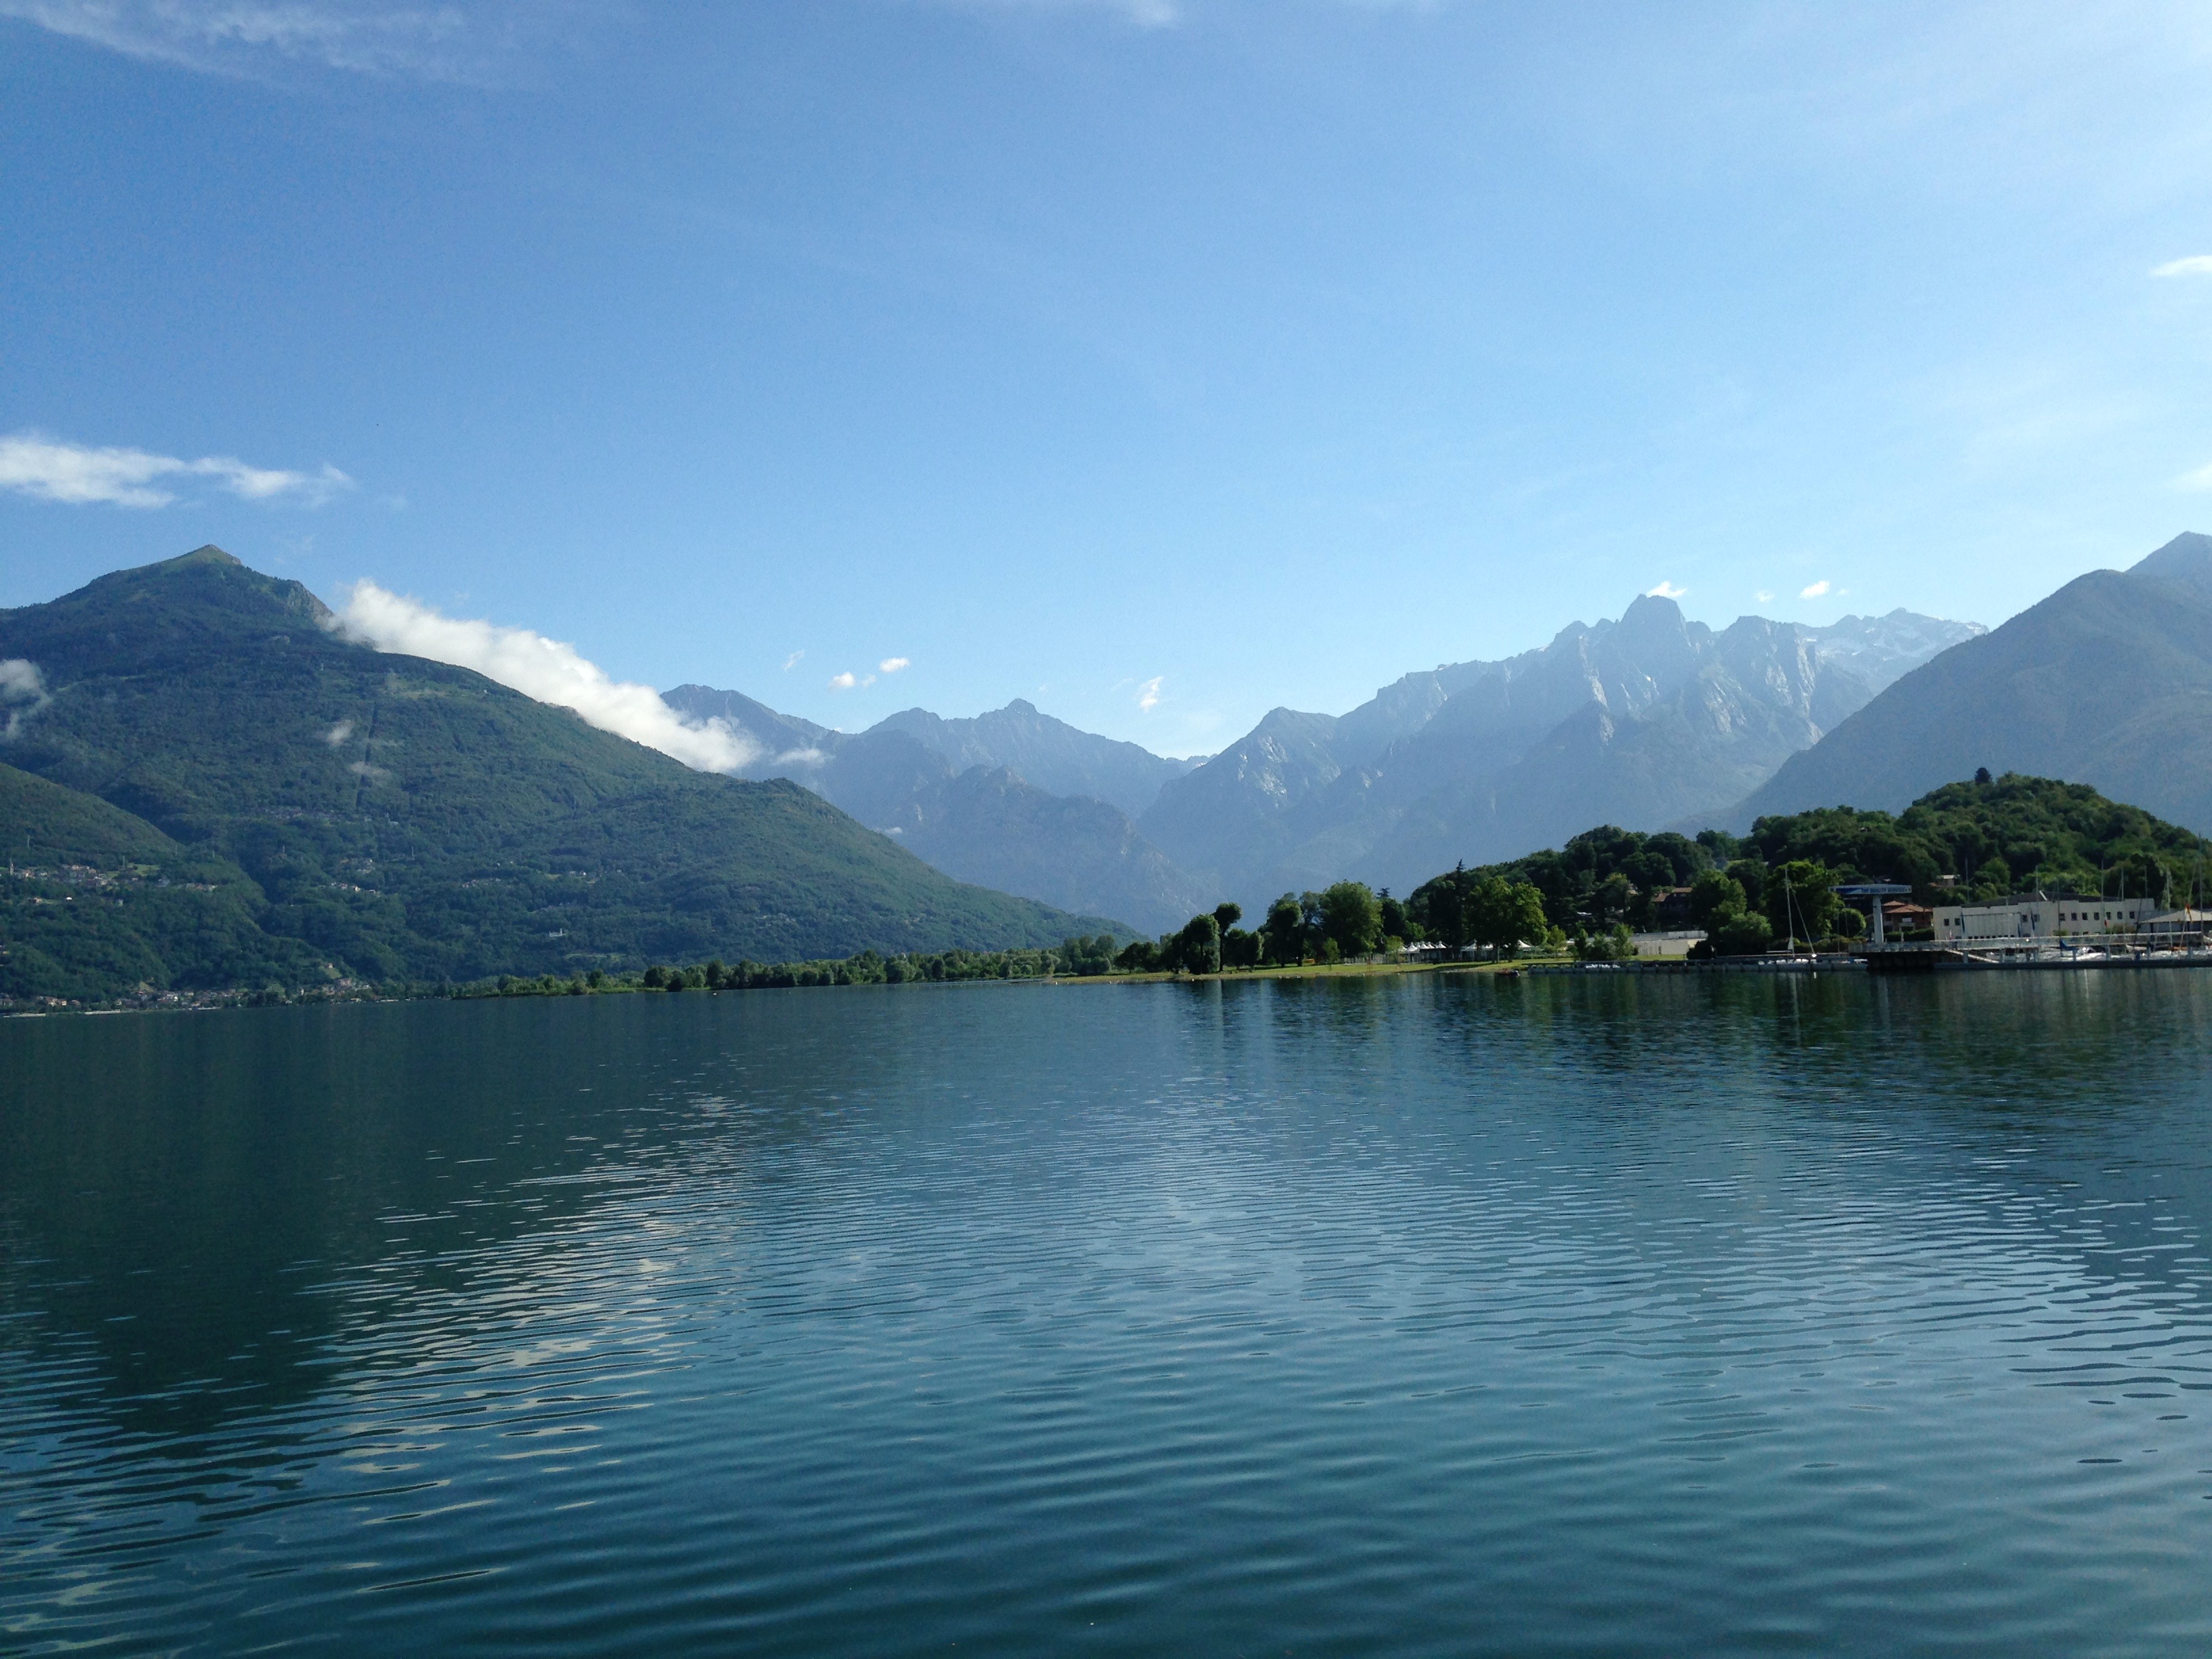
[4,974,2212,1656]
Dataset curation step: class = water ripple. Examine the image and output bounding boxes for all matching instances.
[5,973,2212,1654]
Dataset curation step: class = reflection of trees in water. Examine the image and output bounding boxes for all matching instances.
[1420,969,2212,1315]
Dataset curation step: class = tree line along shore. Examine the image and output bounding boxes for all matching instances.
[23,771,2202,1014]
[449,771,2212,998]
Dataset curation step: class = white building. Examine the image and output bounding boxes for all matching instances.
[1932,892,2158,942]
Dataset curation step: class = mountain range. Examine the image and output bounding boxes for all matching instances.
[686,598,1982,920]
[1732,532,2212,834]
[0,548,1113,1000]
[17,531,2206,1003]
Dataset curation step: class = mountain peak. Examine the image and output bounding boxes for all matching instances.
[2129,531,2212,587]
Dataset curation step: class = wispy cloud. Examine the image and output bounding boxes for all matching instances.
[2177,460,2212,491]
[1136,675,1163,712]
[322,719,354,745]
[1801,579,1832,599]
[333,582,761,773]
[1755,590,1776,603]
[0,659,52,739]
[878,655,910,674]
[941,0,1180,28]
[0,431,351,508]
[0,0,541,82]
[2153,255,2212,277]
[1646,581,1687,599]
[782,650,804,672]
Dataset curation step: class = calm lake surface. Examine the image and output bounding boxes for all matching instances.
[5,972,2212,1656]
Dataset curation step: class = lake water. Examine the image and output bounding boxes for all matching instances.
[5,972,2212,1656]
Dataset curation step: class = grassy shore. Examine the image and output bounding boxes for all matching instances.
[1082,954,1566,986]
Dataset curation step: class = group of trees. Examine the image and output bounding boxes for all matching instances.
[1740,775,2212,909]
[1403,866,1560,956]
[473,940,1112,998]
[1111,892,1332,975]
[1387,773,2212,962]
[1109,876,1561,975]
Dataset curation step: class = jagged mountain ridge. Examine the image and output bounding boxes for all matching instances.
[1137,598,1984,907]
[1727,533,2212,835]
[661,688,1212,931]
[675,597,1978,927]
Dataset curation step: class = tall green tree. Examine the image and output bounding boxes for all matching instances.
[1763,859,1839,945]
[1469,877,1549,958]
[1262,895,1305,965]
[1687,870,1746,930]
[1377,890,1414,944]
[1176,912,1222,975]
[1319,881,1382,959]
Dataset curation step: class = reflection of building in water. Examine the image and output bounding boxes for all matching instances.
[1933,893,2157,941]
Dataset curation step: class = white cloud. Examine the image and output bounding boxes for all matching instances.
[878,655,910,674]
[1645,581,1687,599]
[0,432,351,509]
[828,671,857,690]
[332,582,761,774]
[0,658,51,739]
[782,650,804,671]
[944,0,1179,28]
[322,719,354,746]
[1801,579,1832,598]
[1136,675,1163,712]
[1755,590,1776,603]
[2176,460,2212,491]
[0,0,518,81]
[2153,255,2212,277]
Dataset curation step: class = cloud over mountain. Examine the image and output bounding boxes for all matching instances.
[333,581,760,774]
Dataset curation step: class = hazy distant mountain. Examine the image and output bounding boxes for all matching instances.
[669,590,1980,924]
[879,764,1215,931]
[1728,533,2212,834]
[661,684,830,763]
[662,687,1216,931]
[1139,598,1982,906]
[871,700,1200,818]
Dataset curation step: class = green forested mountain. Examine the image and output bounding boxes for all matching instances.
[0,547,1114,1002]
[1730,532,2212,834]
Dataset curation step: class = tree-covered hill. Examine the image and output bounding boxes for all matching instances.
[1406,773,2212,939]
[0,547,1118,1002]
[1742,773,2212,905]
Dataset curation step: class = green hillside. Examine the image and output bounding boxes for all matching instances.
[1732,532,2212,834]
[1743,773,2212,904]
[0,547,1115,1002]
[1402,773,2212,940]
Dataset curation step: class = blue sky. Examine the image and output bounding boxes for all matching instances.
[5,1,2211,755]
